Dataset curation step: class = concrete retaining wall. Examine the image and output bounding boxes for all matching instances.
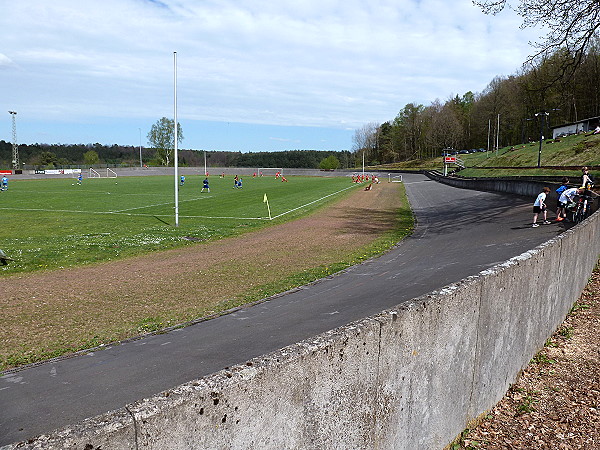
[8,184,600,450]
[425,171,598,213]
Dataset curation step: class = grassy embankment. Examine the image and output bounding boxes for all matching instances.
[371,132,600,179]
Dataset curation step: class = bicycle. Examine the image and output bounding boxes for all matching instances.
[570,194,593,224]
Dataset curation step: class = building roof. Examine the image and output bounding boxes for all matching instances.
[551,115,600,130]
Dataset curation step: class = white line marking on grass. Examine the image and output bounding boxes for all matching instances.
[270,185,356,220]
[110,196,214,213]
[18,189,116,196]
[0,206,265,220]
[0,185,357,221]
[0,207,88,213]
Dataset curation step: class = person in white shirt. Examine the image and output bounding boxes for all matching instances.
[557,186,584,222]
[532,187,550,227]
[581,166,594,190]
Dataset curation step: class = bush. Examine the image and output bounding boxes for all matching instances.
[319,155,340,170]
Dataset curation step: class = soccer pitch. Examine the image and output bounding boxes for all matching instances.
[0,174,357,274]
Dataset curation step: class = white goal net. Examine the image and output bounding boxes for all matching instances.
[257,168,283,177]
[89,168,118,178]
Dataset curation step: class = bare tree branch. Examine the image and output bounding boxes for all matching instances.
[474,0,600,66]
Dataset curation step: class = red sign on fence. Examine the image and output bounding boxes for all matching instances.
[444,157,456,163]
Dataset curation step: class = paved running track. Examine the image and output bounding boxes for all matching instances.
[0,173,565,446]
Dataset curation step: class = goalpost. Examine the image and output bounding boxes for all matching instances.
[88,168,118,178]
[257,168,283,177]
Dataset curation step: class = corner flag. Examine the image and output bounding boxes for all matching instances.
[263,193,272,220]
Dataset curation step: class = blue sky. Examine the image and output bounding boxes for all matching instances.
[0,0,543,152]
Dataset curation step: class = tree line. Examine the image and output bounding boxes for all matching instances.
[0,140,354,170]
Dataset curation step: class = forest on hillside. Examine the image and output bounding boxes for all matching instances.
[353,41,600,165]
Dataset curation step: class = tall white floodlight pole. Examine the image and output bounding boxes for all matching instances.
[204,151,207,176]
[362,151,365,177]
[8,111,19,170]
[173,52,179,227]
[139,128,143,168]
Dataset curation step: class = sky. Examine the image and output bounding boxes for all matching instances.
[0,0,544,153]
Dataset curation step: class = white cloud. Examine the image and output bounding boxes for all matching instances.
[0,0,544,147]
[0,53,15,68]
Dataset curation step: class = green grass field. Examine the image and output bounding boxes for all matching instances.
[0,174,358,275]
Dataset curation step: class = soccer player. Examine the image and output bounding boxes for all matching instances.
[180,175,185,186]
[201,178,210,192]
[1,175,8,190]
[77,173,83,185]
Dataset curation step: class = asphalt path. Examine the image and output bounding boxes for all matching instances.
[0,173,565,446]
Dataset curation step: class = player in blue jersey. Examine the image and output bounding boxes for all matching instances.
[201,177,210,192]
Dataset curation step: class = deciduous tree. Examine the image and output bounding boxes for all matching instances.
[147,117,184,166]
[319,155,340,170]
[352,123,379,159]
[83,150,99,165]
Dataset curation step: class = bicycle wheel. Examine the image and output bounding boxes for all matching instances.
[583,200,591,220]
[572,204,581,223]
[575,206,585,223]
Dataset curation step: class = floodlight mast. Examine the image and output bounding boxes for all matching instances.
[173,51,179,227]
[8,111,19,170]
[138,128,143,168]
[534,109,559,168]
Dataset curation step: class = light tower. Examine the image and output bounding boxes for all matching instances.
[8,111,19,170]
